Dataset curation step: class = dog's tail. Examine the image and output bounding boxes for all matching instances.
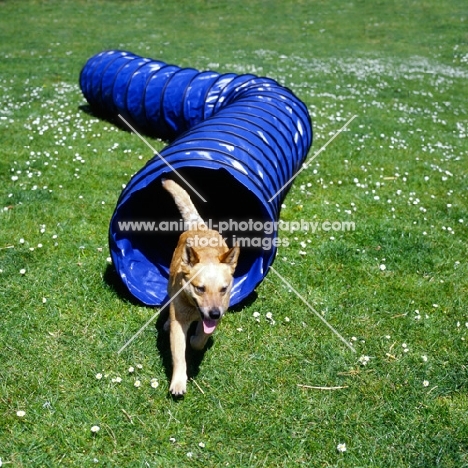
[162,178,207,231]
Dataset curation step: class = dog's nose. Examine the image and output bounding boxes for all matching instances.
[208,308,221,320]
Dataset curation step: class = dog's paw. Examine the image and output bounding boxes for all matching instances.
[169,378,187,397]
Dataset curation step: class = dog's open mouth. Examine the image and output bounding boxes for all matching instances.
[202,318,218,335]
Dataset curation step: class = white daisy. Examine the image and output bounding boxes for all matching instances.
[337,442,347,453]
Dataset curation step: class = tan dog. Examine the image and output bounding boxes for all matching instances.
[161,178,240,396]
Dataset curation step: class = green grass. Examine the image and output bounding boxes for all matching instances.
[1,0,467,466]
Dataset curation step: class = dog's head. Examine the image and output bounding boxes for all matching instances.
[180,242,240,335]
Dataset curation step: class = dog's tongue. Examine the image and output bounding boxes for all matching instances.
[203,319,218,335]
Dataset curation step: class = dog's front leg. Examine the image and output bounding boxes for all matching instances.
[169,315,191,396]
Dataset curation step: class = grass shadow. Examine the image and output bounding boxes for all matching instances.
[230,290,257,313]
[102,264,145,306]
[79,104,174,142]
[79,104,132,134]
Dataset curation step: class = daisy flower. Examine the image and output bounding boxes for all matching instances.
[337,442,347,453]
[358,355,370,366]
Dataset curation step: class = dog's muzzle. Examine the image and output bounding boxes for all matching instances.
[208,308,221,320]
[198,307,222,335]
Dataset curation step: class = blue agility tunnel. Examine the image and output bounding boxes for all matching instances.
[79,50,313,306]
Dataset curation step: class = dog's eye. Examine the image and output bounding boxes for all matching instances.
[220,286,228,295]
[194,285,205,294]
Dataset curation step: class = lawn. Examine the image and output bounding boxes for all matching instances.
[1,0,467,466]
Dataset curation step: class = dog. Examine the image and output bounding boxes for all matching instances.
[161,178,240,396]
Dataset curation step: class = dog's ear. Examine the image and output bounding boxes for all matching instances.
[219,245,240,271]
[182,244,200,267]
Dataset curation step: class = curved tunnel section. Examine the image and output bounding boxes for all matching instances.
[80,50,313,306]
